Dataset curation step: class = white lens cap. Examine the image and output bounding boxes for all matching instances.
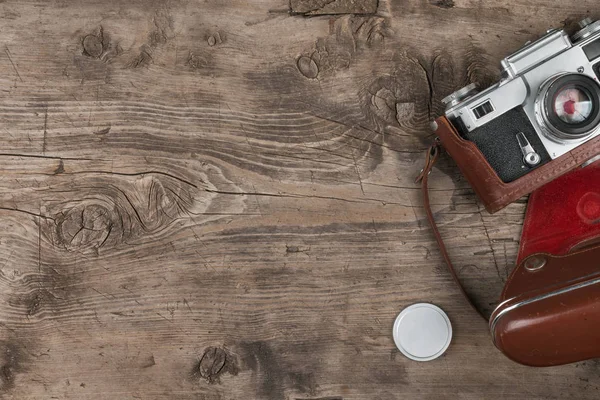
[392,303,452,361]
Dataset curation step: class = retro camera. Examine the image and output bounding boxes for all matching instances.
[443,18,600,183]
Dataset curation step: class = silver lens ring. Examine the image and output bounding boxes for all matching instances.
[572,18,600,42]
[535,73,600,142]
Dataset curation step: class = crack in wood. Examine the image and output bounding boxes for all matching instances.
[4,47,23,83]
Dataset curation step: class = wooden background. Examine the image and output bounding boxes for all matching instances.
[0,0,598,398]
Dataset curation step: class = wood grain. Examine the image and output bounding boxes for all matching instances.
[0,0,598,398]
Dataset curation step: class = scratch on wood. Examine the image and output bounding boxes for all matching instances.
[94,126,111,135]
[90,287,115,300]
[351,154,365,195]
[0,153,95,161]
[37,215,41,276]
[183,298,192,313]
[0,206,54,221]
[479,210,502,282]
[5,47,23,82]
[43,107,48,155]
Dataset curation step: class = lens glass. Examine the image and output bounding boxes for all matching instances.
[553,85,593,124]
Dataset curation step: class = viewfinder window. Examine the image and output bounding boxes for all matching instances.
[584,38,600,61]
[472,101,494,119]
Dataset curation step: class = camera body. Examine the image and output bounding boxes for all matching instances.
[444,18,600,183]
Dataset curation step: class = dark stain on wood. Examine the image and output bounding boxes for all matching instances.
[288,371,318,396]
[295,397,343,400]
[53,159,65,175]
[22,289,48,317]
[372,362,408,385]
[238,340,335,398]
[431,0,455,8]
[141,354,156,368]
[7,227,81,319]
[0,342,28,393]
[290,0,378,16]
[240,341,285,399]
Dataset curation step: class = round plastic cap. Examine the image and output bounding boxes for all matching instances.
[392,303,452,361]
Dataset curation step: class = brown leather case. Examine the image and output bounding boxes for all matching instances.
[419,137,600,367]
[490,244,600,367]
[434,116,600,213]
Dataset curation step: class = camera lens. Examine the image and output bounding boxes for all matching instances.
[538,74,600,141]
[553,86,593,124]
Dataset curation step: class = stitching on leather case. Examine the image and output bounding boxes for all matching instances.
[486,160,578,211]
[571,140,600,161]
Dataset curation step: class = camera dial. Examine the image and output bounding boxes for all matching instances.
[571,18,600,42]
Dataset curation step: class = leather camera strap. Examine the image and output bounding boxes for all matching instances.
[416,139,489,322]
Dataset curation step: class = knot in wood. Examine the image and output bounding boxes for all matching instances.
[82,35,103,58]
[54,202,118,252]
[364,68,433,133]
[297,56,319,79]
[193,346,238,384]
[199,347,226,382]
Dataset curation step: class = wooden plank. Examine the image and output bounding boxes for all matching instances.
[0,0,598,398]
